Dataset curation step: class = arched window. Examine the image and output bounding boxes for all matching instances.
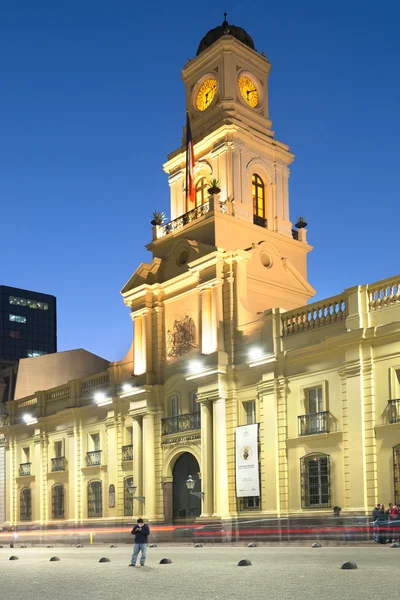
[252,173,266,225]
[88,480,102,518]
[124,476,134,516]
[20,488,32,521]
[52,484,65,519]
[300,453,330,508]
[195,177,208,208]
[393,445,400,504]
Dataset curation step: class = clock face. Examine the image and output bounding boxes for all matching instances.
[238,76,259,108]
[195,78,218,111]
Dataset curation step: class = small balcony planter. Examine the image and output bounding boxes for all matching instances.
[150,211,166,226]
[207,179,221,195]
[295,216,307,229]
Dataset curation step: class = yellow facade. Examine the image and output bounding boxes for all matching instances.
[1,25,400,527]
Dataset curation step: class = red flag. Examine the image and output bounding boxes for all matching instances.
[186,111,195,206]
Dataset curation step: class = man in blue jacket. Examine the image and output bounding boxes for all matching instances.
[129,518,150,566]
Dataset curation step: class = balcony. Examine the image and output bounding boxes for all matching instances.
[253,214,267,228]
[162,412,201,436]
[388,400,400,424]
[122,444,133,461]
[86,450,102,466]
[19,462,32,476]
[51,457,66,472]
[157,202,210,239]
[298,411,329,436]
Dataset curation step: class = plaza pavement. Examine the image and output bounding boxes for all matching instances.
[0,544,398,600]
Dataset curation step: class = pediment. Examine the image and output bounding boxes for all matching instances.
[121,258,163,295]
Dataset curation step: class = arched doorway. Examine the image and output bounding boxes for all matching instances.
[172,452,201,523]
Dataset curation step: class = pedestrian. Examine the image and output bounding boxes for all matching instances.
[378,504,388,544]
[129,518,150,567]
[372,503,381,544]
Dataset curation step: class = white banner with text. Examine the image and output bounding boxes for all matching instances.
[235,423,260,497]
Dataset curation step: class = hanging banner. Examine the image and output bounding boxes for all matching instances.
[236,423,260,497]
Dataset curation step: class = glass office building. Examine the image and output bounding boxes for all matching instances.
[0,286,57,361]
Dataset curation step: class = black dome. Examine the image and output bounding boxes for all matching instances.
[197,16,255,56]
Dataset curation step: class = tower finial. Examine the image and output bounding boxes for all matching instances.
[223,12,228,26]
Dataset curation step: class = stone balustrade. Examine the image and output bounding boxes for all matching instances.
[46,385,71,405]
[368,276,400,311]
[80,372,109,396]
[282,294,347,336]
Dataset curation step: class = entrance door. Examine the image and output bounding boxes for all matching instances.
[172,453,201,523]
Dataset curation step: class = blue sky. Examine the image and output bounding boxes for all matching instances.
[1,1,399,361]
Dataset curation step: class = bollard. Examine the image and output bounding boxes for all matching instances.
[89,533,93,545]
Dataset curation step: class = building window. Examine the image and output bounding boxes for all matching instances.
[170,396,179,417]
[244,401,256,425]
[195,177,208,208]
[301,453,331,508]
[306,387,323,413]
[252,174,265,219]
[90,433,101,451]
[20,488,32,521]
[9,330,22,339]
[240,496,260,511]
[9,296,49,310]
[9,314,27,324]
[88,481,102,517]
[394,445,400,504]
[124,477,134,516]
[54,441,63,458]
[191,391,200,413]
[52,484,65,519]
[27,350,47,357]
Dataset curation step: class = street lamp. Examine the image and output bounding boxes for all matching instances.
[128,481,145,503]
[186,475,204,500]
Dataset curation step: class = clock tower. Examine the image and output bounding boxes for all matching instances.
[122,17,315,380]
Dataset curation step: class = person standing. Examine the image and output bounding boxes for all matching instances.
[129,518,150,567]
[372,503,381,544]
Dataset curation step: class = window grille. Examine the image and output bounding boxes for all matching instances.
[20,488,32,521]
[52,484,65,519]
[393,445,400,504]
[88,481,102,517]
[124,477,134,516]
[301,453,331,508]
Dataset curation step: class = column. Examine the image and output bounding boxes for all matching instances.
[201,288,213,354]
[41,433,48,523]
[200,401,213,517]
[142,413,156,520]
[132,416,143,518]
[105,414,116,519]
[133,315,146,375]
[0,435,5,524]
[67,427,76,521]
[212,398,230,517]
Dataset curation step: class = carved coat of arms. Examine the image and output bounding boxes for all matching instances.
[167,315,198,357]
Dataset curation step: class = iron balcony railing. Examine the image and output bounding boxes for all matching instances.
[51,457,66,472]
[298,411,329,436]
[122,444,133,461]
[162,411,201,436]
[388,400,400,424]
[86,450,102,466]
[159,202,210,238]
[253,214,267,228]
[19,462,32,476]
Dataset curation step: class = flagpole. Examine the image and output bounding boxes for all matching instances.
[185,110,189,210]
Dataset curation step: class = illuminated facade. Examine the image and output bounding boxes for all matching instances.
[1,19,400,527]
